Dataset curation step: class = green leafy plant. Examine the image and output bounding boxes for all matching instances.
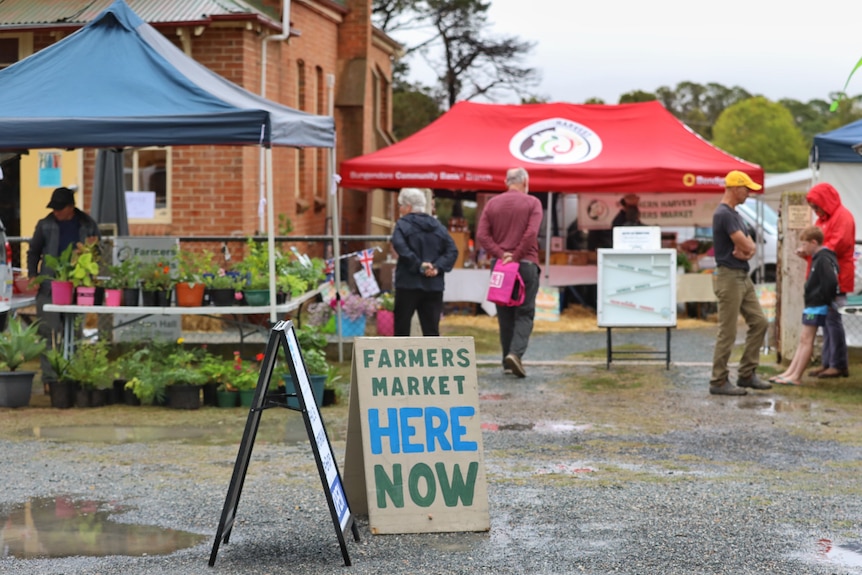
[37,243,75,284]
[0,317,47,371]
[66,339,111,389]
[204,268,245,291]
[230,350,262,391]
[159,337,207,386]
[198,352,237,390]
[377,292,394,312]
[104,256,141,289]
[139,260,174,291]
[276,274,308,298]
[118,347,165,404]
[234,238,269,290]
[176,248,215,285]
[70,239,101,288]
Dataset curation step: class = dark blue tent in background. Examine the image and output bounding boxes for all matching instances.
[0,0,334,149]
[0,0,338,321]
[810,121,862,242]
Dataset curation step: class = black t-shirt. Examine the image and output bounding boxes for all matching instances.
[712,203,749,271]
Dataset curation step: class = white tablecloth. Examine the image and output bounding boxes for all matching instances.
[445,266,598,315]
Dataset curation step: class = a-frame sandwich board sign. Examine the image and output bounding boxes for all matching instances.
[209,319,360,567]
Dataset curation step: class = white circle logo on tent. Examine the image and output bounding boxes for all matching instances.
[509,118,602,164]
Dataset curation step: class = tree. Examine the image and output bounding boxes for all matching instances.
[373,0,539,108]
[712,97,808,172]
[618,90,656,104]
[655,81,752,139]
[392,82,443,139]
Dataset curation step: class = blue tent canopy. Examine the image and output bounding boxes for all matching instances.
[811,120,862,164]
[0,0,334,150]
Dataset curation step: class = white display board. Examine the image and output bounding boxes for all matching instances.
[597,249,677,327]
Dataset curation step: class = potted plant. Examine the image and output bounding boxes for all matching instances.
[199,352,239,407]
[175,248,213,307]
[159,338,207,409]
[121,348,165,406]
[234,238,269,305]
[204,268,244,307]
[376,292,395,336]
[335,293,377,337]
[232,350,262,407]
[0,317,47,407]
[66,339,111,407]
[37,243,75,305]
[70,238,101,305]
[139,260,174,306]
[106,256,141,306]
[279,324,328,409]
[44,346,76,408]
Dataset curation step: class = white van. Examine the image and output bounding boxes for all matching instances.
[644,198,778,283]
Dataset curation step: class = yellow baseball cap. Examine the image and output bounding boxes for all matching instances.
[725,170,762,191]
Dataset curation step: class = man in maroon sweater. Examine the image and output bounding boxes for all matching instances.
[476,167,543,377]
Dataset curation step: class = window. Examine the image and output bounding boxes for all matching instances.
[0,33,32,70]
[124,147,171,222]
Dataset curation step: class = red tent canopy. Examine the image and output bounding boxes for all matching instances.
[339,100,762,194]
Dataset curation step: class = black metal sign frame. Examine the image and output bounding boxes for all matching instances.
[209,320,359,567]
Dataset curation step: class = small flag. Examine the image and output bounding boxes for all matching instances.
[324,258,335,282]
[357,249,375,277]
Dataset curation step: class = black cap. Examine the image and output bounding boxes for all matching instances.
[47,187,75,210]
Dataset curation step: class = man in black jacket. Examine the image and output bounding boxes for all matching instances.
[28,187,100,381]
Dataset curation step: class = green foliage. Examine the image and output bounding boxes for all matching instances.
[66,339,111,389]
[70,239,101,288]
[44,347,71,382]
[118,348,165,404]
[377,291,394,311]
[176,248,215,285]
[230,351,260,391]
[277,274,309,298]
[203,269,244,291]
[198,352,236,386]
[40,243,75,283]
[104,255,141,289]
[0,317,47,371]
[234,238,270,290]
[278,214,294,235]
[139,260,174,291]
[392,86,443,139]
[713,96,809,172]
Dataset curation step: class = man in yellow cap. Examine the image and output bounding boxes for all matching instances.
[709,170,771,395]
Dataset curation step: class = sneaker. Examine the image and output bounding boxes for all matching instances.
[737,373,772,390]
[504,354,526,378]
[709,380,747,396]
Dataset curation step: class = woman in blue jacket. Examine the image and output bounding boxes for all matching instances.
[390,188,459,336]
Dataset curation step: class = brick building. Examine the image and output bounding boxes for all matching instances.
[0,0,398,261]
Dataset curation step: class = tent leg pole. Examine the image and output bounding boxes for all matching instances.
[266,147,277,325]
[331,142,343,362]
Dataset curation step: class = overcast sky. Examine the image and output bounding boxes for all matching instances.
[401,0,862,106]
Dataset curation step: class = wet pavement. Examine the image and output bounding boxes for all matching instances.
[2,323,862,574]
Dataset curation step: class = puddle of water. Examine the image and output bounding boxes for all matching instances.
[735,398,811,416]
[0,497,205,559]
[29,417,314,445]
[816,538,862,568]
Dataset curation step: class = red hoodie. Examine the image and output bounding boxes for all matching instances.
[806,182,856,293]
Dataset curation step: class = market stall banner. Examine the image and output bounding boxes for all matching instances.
[578,193,721,230]
[342,337,490,534]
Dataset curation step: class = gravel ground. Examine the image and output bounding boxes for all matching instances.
[2,324,862,574]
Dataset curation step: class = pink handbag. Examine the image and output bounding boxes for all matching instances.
[486,260,525,306]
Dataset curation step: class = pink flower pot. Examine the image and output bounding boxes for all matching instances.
[376,309,394,336]
[51,280,74,305]
[103,288,122,307]
[76,286,97,306]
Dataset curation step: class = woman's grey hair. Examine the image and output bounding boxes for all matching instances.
[398,188,427,213]
[505,167,529,187]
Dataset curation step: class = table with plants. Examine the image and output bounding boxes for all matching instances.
[42,239,330,359]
